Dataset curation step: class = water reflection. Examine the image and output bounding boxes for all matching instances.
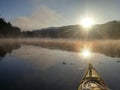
[80,47,92,59]
[0,44,120,90]
[0,45,84,90]
[0,40,21,60]
[0,39,120,61]
[11,45,62,70]
[20,39,120,58]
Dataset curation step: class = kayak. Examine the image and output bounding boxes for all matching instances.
[78,64,109,90]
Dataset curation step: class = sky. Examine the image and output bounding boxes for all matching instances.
[0,0,120,31]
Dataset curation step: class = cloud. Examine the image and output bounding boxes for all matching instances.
[11,6,62,31]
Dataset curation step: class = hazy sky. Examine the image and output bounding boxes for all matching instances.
[0,0,120,30]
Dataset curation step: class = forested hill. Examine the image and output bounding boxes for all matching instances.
[0,17,120,39]
[31,20,120,39]
[0,18,21,38]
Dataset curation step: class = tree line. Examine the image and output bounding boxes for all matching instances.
[0,17,120,39]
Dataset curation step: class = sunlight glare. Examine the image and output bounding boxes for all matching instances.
[80,17,94,28]
[81,48,92,58]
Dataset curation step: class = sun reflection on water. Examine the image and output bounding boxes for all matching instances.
[81,49,91,58]
[80,47,92,59]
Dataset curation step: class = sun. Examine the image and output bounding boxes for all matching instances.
[80,17,94,28]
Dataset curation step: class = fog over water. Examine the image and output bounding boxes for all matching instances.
[0,39,120,90]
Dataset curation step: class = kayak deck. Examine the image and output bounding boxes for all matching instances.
[78,64,109,90]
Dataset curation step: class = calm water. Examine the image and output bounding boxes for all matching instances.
[0,40,120,90]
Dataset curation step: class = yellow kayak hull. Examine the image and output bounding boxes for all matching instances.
[78,64,109,90]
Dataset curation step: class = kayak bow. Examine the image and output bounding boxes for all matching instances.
[78,64,109,90]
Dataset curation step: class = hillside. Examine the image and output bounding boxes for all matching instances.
[31,21,120,39]
[0,17,120,39]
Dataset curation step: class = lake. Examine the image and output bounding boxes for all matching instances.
[0,39,120,90]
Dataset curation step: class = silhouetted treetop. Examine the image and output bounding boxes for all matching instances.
[0,17,21,37]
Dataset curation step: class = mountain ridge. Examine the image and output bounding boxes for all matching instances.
[0,17,120,39]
